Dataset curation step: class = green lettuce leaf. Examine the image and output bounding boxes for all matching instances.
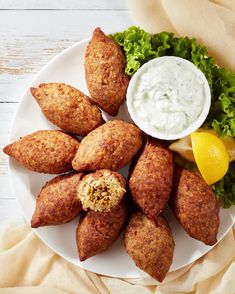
[209,67,235,137]
[111,26,235,138]
[111,26,235,207]
[111,26,157,76]
[212,163,235,208]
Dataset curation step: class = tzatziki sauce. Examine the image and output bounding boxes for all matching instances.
[127,56,211,140]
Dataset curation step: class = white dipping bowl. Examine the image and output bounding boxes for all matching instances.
[126,56,211,140]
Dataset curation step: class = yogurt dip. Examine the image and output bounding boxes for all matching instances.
[127,56,211,140]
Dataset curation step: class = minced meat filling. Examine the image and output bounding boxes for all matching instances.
[79,176,126,212]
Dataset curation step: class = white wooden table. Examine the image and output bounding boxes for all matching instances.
[0,0,132,223]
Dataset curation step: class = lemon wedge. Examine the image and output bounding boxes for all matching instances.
[191,132,229,185]
[169,128,235,162]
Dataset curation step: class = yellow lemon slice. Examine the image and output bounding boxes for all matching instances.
[169,135,195,162]
[191,132,229,185]
[169,128,235,162]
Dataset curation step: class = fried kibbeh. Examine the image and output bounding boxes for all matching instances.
[3,130,79,174]
[77,169,126,212]
[31,83,104,136]
[31,172,84,228]
[129,139,174,220]
[124,211,175,282]
[170,167,219,246]
[72,120,143,172]
[76,198,129,261]
[85,27,129,116]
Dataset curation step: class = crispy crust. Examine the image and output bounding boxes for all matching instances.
[124,211,175,282]
[76,197,129,261]
[129,139,174,220]
[72,120,143,172]
[85,27,129,116]
[31,172,84,228]
[170,166,219,246]
[31,83,104,136]
[3,130,79,174]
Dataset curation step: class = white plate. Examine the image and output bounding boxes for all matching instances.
[8,38,235,279]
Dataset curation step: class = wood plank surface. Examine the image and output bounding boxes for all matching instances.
[0,3,132,223]
[0,0,128,10]
[0,103,17,201]
[0,198,25,223]
[0,10,131,103]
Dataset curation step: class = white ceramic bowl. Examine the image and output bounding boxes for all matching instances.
[127,56,211,140]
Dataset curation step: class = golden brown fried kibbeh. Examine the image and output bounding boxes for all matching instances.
[77,169,126,212]
[85,27,129,116]
[124,211,175,282]
[31,172,84,228]
[76,197,129,261]
[31,83,104,136]
[3,130,79,174]
[129,139,174,220]
[170,167,219,246]
[72,120,143,172]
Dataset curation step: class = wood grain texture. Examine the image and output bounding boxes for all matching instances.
[0,199,25,223]
[0,0,128,10]
[0,103,18,200]
[0,3,132,222]
[0,10,131,102]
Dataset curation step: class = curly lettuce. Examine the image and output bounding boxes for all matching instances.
[209,67,235,137]
[111,26,235,138]
[212,163,235,208]
[111,26,235,207]
[111,27,215,90]
[111,26,157,76]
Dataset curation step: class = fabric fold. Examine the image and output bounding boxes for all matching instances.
[127,0,235,73]
[0,222,235,293]
[1,1,235,293]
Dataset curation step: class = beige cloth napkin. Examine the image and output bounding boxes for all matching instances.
[2,1,235,293]
[128,0,235,73]
[0,222,235,294]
